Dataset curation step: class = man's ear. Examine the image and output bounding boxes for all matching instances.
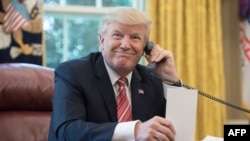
[98,34,104,50]
[98,34,104,48]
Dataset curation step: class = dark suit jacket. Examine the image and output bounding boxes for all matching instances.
[48,52,166,141]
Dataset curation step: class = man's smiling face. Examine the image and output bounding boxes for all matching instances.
[99,22,146,76]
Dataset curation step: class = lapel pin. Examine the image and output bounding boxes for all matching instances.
[138,89,144,94]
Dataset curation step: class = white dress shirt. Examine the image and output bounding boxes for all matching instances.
[104,61,140,141]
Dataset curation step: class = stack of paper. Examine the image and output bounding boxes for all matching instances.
[202,135,223,141]
[164,85,198,141]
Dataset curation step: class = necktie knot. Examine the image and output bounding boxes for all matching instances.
[117,77,127,87]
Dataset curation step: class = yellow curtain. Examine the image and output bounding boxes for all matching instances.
[147,0,226,140]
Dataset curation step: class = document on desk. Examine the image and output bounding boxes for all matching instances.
[164,85,198,141]
[202,135,223,141]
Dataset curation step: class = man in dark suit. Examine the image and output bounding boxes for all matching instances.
[48,6,180,141]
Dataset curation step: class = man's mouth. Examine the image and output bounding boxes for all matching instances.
[115,51,135,55]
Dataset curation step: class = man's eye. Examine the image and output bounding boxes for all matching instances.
[113,34,122,37]
[132,36,140,40]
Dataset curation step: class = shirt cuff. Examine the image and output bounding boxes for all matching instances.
[163,79,182,87]
[112,120,140,141]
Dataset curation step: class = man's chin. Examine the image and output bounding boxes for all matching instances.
[115,64,133,72]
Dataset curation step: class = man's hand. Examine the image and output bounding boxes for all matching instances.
[145,44,180,82]
[134,116,176,141]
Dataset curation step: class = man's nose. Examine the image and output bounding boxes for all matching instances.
[120,37,131,49]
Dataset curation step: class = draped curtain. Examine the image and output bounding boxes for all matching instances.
[147,0,226,140]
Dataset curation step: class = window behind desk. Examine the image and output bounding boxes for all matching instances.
[43,0,146,68]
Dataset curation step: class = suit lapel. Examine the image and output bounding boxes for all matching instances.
[93,55,149,122]
[130,70,148,121]
[94,56,117,121]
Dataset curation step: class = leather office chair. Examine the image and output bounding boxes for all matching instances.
[0,63,54,141]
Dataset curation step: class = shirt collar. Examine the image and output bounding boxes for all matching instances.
[103,60,132,87]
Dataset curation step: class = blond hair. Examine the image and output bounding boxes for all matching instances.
[98,6,152,41]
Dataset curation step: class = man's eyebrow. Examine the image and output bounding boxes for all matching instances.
[112,30,122,33]
[131,33,140,36]
[111,30,142,36]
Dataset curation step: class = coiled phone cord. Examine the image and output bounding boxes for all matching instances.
[157,74,250,114]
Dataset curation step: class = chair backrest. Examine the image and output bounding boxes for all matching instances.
[0,63,54,141]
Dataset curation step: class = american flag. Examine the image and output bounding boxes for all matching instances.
[138,89,144,94]
[239,0,250,118]
[3,0,30,32]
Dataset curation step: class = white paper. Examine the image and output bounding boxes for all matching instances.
[164,85,198,141]
[202,135,224,141]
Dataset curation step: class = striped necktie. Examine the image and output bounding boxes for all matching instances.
[116,77,132,122]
